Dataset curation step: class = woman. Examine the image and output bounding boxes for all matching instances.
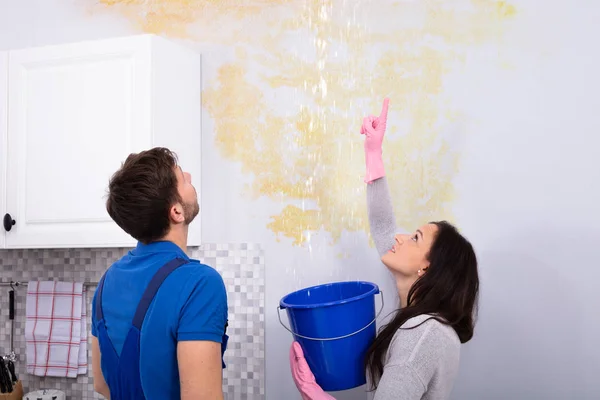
[289,98,479,400]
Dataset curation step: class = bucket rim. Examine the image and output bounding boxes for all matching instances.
[279,281,380,309]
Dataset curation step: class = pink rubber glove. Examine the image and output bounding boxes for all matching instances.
[360,98,390,183]
[289,342,336,400]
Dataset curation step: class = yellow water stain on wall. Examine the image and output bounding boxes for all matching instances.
[204,0,516,246]
[204,58,366,245]
[203,61,289,181]
[267,206,321,246]
[97,0,294,37]
[98,0,197,36]
[496,1,517,18]
[95,0,516,246]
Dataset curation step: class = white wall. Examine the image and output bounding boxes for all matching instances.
[1,1,599,399]
[447,4,600,396]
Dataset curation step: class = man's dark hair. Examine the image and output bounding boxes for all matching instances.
[106,147,182,244]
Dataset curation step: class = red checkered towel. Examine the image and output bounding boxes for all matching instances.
[25,281,88,377]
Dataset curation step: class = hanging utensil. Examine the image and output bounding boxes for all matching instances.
[0,364,5,393]
[6,283,17,362]
[0,356,11,393]
[4,360,12,393]
[7,360,17,384]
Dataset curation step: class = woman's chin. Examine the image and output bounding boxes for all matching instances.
[381,252,394,269]
[381,254,406,276]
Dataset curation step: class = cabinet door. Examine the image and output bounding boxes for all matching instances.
[5,36,154,248]
[0,51,7,248]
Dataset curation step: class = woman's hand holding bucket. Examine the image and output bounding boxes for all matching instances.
[289,342,336,400]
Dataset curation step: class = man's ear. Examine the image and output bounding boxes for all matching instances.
[169,203,185,224]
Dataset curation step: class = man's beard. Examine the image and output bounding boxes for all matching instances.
[182,199,199,225]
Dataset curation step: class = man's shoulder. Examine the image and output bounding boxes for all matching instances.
[101,252,223,294]
[165,260,227,308]
[110,250,219,275]
[176,259,224,287]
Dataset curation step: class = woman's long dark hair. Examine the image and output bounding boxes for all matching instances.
[364,220,479,389]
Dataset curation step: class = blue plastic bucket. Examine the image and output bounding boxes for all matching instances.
[278,281,383,392]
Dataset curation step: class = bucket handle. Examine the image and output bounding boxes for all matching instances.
[277,291,384,341]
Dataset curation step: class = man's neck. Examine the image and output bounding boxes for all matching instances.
[161,228,188,253]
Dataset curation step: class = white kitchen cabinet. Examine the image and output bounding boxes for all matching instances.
[0,51,8,249]
[0,34,202,249]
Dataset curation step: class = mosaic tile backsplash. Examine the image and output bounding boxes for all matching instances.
[0,243,265,399]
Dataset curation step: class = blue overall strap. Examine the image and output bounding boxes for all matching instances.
[95,273,108,321]
[132,257,189,329]
[93,257,191,400]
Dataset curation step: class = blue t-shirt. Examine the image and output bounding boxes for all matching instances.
[91,241,228,399]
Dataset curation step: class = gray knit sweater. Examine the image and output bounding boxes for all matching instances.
[366,177,461,400]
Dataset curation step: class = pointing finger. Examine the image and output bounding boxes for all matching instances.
[379,98,389,122]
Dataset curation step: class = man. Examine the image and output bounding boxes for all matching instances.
[91,147,228,399]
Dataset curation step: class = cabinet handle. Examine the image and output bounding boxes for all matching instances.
[3,213,16,232]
